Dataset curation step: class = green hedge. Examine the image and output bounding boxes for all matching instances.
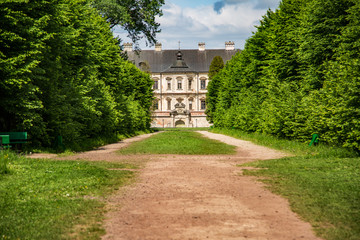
[0,0,154,149]
[208,0,360,151]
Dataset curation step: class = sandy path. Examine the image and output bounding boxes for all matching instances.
[100,131,322,240]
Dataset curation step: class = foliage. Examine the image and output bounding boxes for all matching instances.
[0,150,13,174]
[206,56,225,122]
[118,131,236,155]
[0,0,154,150]
[0,151,136,239]
[211,0,360,151]
[92,0,164,46]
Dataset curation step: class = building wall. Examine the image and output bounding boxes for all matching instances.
[124,42,239,128]
[151,72,210,128]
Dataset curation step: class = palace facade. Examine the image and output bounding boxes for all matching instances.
[125,42,240,128]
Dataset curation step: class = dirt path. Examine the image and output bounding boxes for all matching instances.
[98,131,321,240]
[28,131,321,239]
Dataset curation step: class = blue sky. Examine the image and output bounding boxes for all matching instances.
[113,0,281,50]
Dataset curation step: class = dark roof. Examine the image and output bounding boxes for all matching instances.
[162,50,194,73]
[127,49,240,73]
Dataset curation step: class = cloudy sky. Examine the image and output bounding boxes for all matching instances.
[113,0,281,50]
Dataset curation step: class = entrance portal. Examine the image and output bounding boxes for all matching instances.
[175,120,186,127]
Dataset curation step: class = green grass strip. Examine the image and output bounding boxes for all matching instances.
[244,156,360,240]
[211,128,360,240]
[118,130,236,155]
[0,151,136,240]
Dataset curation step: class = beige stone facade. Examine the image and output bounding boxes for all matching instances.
[151,72,209,128]
[125,42,240,128]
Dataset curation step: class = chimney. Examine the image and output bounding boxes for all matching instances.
[225,41,235,50]
[155,43,162,51]
[123,42,133,52]
[198,42,205,51]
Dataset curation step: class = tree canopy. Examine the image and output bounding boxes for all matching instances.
[206,56,225,123]
[92,0,164,46]
[0,0,155,150]
[209,0,360,151]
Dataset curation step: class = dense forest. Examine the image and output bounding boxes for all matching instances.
[207,0,360,151]
[0,0,163,150]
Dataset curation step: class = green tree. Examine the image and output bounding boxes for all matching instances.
[92,0,164,46]
[258,0,306,138]
[0,0,47,132]
[206,56,225,122]
[0,0,155,149]
[312,0,360,150]
[296,0,354,91]
[210,0,360,151]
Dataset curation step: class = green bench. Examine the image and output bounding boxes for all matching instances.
[0,135,11,149]
[0,132,28,149]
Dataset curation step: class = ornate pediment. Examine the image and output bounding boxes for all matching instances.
[171,102,190,116]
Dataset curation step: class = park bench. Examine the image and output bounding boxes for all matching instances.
[0,132,28,149]
[0,135,11,149]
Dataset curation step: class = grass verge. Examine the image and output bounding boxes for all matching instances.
[0,150,137,240]
[211,128,360,240]
[118,130,236,155]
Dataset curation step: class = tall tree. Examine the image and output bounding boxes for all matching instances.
[0,0,155,149]
[296,0,354,91]
[206,56,225,123]
[258,0,306,138]
[312,0,360,149]
[92,0,164,46]
[0,0,47,132]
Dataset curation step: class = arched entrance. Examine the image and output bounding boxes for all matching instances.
[175,120,186,127]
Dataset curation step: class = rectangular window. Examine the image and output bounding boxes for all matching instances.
[154,80,159,90]
[167,81,171,90]
[188,80,192,90]
[200,100,206,110]
[189,102,193,110]
[167,99,171,110]
[154,101,159,110]
[177,80,182,90]
[200,80,206,90]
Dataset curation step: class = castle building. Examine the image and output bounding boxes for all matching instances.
[125,42,240,128]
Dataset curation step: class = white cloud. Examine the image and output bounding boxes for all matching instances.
[113,0,281,50]
[214,0,280,12]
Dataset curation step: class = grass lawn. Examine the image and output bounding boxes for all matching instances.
[211,128,360,240]
[118,130,236,155]
[0,150,136,240]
